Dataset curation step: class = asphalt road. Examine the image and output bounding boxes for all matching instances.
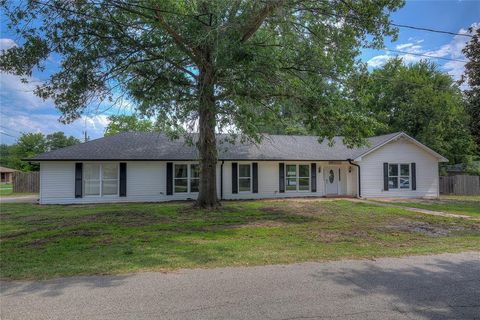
[1,252,479,320]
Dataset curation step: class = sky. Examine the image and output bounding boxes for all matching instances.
[0,0,479,145]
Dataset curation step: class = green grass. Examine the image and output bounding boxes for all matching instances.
[1,200,479,280]
[0,183,12,196]
[388,196,480,217]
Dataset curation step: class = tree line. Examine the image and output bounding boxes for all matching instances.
[0,132,80,171]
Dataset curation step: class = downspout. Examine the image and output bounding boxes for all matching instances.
[348,159,361,198]
[220,160,224,200]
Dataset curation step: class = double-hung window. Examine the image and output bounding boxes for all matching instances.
[84,163,118,196]
[388,163,410,189]
[190,164,200,193]
[238,164,251,192]
[286,164,310,191]
[174,163,200,193]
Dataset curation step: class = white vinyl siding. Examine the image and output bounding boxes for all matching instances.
[359,138,439,198]
[39,160,358,204]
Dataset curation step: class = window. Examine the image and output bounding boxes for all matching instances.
[102,164,119,195]
[286,164,310,192]
[174,163,200,193]
[174,164,188,193]
[388,163,410,189]
[84,163,118,196]
[238,164,251,192]
[190,164,200,193]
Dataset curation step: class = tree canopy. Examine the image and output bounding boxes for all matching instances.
[0,0,404,207]
[104,115,155,136]
[0,132,80,171]
[350,58,476,165]
[461,26,480,153]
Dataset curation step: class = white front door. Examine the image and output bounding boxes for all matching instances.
[325,166,339,195]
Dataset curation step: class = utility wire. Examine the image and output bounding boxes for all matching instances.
[381,48,468,63]
[0,131,18,139]
[391,23,474,38]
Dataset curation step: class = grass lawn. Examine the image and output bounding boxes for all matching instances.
[0,183,38,198]
[0,183,12,196]
[387,195,480,217]
[1,200,479,280]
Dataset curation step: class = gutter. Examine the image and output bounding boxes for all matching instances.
[220,160,224,200]
[348,159,361,198]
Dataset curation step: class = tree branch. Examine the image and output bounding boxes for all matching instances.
[240,1,285,43]
[153,6,202,66]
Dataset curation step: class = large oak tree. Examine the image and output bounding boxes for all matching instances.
[0,0,403,207]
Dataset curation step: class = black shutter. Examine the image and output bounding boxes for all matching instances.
[279,163,285,193]
[252,162,258,193]
[75,163,83,198]
[411,163,416,190]
[383,162,389,191]
[166,162,173,195]
[119,162,127,197]
[311,163,317,192]
[232,163,238,194]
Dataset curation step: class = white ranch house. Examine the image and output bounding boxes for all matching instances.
[30,132,447,204]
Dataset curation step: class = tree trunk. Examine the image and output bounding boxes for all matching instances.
[196,59,218,208]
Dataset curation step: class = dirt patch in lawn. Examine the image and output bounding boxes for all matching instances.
[385,218,476,237]
[77,210,172,227]
[261,202,332,218]
[22,229,102,248]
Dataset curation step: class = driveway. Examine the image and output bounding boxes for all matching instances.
[1,252,479,320]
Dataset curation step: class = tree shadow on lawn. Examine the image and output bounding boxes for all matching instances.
[312,256,480,319]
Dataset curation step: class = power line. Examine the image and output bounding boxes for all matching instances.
[0,131,18,139]
[0,125,23,135]
[391,23,474,38]
[381,48,468,63]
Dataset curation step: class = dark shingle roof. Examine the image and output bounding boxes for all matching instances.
[30,132,402,161]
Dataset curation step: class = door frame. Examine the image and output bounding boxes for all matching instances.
[324,166,339,195]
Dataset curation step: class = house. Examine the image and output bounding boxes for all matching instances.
[0,166,17,183]
[29,131,447,204]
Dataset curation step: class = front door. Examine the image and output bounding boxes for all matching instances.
[325,166,338,195]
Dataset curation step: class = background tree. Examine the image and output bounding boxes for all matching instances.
[0,0,404,207]
[461,26,480,153]
[46,132,81,151]
[11,133,47,171]
[104,115,155,136]
[350,58,476,165]
[0,131,79,171]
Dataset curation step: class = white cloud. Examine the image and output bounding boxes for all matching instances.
[396,43,414,50]
[366,54,392,68]
[0,38,16,50]
[0,110,110,144]
[367,22,479,84]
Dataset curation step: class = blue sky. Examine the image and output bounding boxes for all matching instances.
[0,0,479,145]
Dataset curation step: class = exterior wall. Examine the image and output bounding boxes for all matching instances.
[39,160,357,204]
[1,172,13,183]
[358,138,439,198]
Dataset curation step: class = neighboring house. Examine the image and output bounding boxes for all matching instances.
[30,131,447,204]
[0,166,17,183]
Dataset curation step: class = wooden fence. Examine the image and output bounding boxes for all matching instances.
[439,175,480,195]
[12,171,40,193]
